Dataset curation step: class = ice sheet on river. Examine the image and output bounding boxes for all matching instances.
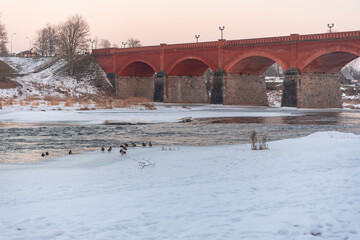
[0,104,297,124]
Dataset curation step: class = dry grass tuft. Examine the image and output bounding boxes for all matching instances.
[65,99,75,107]
[77,106,90,111]
[142,103,156,110]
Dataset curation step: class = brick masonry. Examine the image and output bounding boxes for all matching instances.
[297,74,342,108]
[165,76,209,103]
[223,74,269,106]
[116,76,155,100]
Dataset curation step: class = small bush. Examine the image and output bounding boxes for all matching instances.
[250,130,269,150]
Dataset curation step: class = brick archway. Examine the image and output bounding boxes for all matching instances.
[225,51,289,74]
[117,56,160,77]
[297,44,360,74]
[165,53,217,76]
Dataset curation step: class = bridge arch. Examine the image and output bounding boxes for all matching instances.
[116,56,160,77]
[298,44,360,74]
[225,51,289,75]
[165,53,216,76]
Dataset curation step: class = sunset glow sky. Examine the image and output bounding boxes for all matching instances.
[1,0,360,53]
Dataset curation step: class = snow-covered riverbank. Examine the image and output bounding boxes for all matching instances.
[1,131,359,240]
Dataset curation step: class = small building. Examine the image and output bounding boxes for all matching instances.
[16,48,40,58]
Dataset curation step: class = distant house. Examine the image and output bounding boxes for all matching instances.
[16,48,40,58]
[340,69,358,85]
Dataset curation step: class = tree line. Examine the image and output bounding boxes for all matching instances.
[0,14,141,76]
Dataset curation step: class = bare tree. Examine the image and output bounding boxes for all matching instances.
[56,15,90,76]
[46,24,56,56]
[127,37,142,48]
[34,28,48,56]
[94,36,99,49]
[100,39,111,48]
[0,14,8,56]
[34,24,57,56]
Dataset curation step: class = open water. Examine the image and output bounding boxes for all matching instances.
[1,111,360,163]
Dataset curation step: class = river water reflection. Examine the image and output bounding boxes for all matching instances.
[1,111,360,163]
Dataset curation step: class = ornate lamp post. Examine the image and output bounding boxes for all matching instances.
[11,32,16,55]
[327,23,334,33]
[89,39,95,52]
[195,34,200,43]
[219,26,225,40]
[122,42,127,48]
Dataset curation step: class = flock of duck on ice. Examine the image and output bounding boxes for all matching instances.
[40,142,153,158]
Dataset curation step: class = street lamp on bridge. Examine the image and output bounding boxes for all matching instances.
[327,23,334,33]
[195,34,200,43]
[89,39,95,52]
[219,26,225,40]
[122,42,127,48]
[11,32,16,55]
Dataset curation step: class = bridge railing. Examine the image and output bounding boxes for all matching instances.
[92,31,360,55]
[298,31,360,41]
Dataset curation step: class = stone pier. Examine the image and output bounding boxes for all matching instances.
[116,76,155,99]
[223,74,269,106]
[165,76,209,103]
[282,72,342,108]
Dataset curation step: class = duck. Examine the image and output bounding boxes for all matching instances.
[41,153,45,157]
[108,146,112,152]
[149,142,152,147]
[120,145,127,151]
[120,149,126,155]
[45,152,49,156]
[131,142,136,147]
[124,143,129,148]
[101,146,105,152]
[69,150,72,155]
[142,142,146,147]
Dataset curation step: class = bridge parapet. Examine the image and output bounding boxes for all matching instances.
[92,31,360,56]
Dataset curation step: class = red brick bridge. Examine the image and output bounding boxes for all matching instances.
[92,31,360,108]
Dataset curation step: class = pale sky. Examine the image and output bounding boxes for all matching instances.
[1,0,360,53]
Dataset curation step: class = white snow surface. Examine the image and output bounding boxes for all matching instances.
[0,57,50,74]
[0,131,359,240]
[0,57,102,100]
[0,104,297,124]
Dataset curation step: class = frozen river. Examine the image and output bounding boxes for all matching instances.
[1,109,360,163]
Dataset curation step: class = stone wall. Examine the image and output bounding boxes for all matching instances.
[165,76,209,103]
[297,74,342,108]
[116,76,155,100]
[223,74,268,106]
[281,75,298,107]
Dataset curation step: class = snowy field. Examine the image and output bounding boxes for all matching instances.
[0,131,359,240]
